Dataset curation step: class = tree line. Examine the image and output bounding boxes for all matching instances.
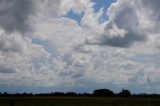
[0,89,160,98]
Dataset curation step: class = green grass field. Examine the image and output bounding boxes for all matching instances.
[0,97,159,106]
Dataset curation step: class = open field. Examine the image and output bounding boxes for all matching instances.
[0,97,160,106]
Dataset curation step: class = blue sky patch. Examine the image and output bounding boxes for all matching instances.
[64,0,117,24]
[92,0,117,23]
[64,9,84,25]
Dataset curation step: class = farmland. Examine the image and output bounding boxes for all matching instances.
[0,97,160,106]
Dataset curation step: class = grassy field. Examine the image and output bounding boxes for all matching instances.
[0,97,159,106]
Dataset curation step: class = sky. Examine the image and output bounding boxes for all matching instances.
[0,0,160,94]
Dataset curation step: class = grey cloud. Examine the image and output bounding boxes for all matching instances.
[0,41,23,53]
[86,32,145,48]
[104,1,144,47]
[140,0,160,33]
[73,44,92,53]
[0,0,34,34]
[55,53,85,78]
[86,0,150,48]
[111,3,138,30]
[58,68,84,78]
[43,0,62,17]
[0,65,16,73]
[141,0,160,20]
[0,34,24,53]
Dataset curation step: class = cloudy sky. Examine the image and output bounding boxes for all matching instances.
[0,0,160,94]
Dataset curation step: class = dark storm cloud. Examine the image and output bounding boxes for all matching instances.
[0,65,16,73]
[0,0,34,33]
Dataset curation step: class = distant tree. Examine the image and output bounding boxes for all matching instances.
[118,89,131,97]
[4,92,7,94]
[80,93,91,97]
[28,93,33,96]
[23,92,27,96]
[65,92,77,96]
[93,89,115,97]
[15,93,21,97]
[54,92,65,96]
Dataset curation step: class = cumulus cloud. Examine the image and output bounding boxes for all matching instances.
[86,0,160,48]
[0,0,36,34]
[0,32,26,53]
[0,0,160,93]
[0,0,86,34]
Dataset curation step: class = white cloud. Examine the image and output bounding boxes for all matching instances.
[0,0,160,93]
